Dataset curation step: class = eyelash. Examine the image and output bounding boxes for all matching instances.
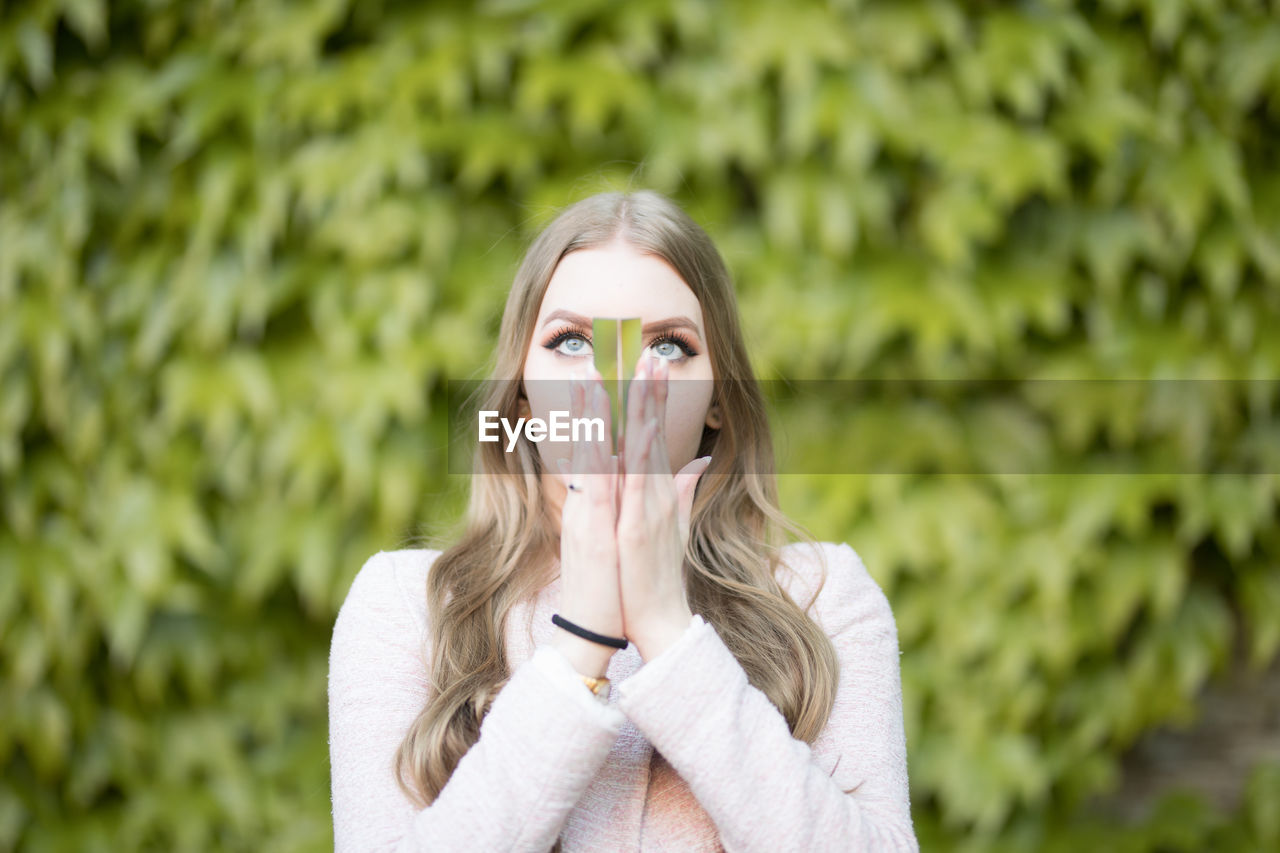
[541,325,700,360]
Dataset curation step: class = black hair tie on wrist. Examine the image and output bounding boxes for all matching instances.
[551,614,629,649]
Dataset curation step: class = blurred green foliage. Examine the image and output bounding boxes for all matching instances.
[2,0,1279,849]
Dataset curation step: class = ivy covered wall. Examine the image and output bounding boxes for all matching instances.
[2,0,1278,849]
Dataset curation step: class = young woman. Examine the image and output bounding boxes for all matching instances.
[328,190,917,851]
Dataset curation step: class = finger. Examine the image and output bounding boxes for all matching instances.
[624,364,650,478]
[571,368,595,475]
[623,357,649,472]
[608,444,622,516]
[576,368,614,504]
[653,355,669,427]
[642,415,668,493]
[629,417,658,481]
[621,419,652,517]
[589,378,615,484]
[640,359,655,461]
[603,441,619,507]
[645,413,663,478]
[557,455,579,496]
[643,421,676,536]
[646,420,667,502]
[674,454,712,524]
[585,377,620,511]
[590,368,616,458]
[568,370,585,478]
[641,377,667,477]
[651,358,672,473]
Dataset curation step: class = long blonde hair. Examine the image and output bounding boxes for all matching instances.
[394,190,840,837]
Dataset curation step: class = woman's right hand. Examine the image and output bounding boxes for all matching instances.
[551,365,623,678]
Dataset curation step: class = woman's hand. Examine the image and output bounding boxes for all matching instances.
[617,355,713,662]
[551,366,624,677]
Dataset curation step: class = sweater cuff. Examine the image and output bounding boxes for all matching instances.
[531,644,627,727]
[614,613,725,727]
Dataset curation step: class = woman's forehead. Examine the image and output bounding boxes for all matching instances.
[539,244,701,323]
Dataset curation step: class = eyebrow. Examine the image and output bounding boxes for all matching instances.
[540,309,703,339]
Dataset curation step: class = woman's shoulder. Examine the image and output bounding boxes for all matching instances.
[334,548,445,639]
[329,550,445,718]
[777,540,897,639]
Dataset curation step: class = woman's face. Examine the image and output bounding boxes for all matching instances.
[521,237,718,479]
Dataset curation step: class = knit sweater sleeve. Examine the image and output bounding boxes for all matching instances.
[613,542,918,852]
[328,550,626,852]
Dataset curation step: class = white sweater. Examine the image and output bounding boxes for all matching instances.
[328,540,917,851]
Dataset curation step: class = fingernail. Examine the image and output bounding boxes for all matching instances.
[700,455,712,466]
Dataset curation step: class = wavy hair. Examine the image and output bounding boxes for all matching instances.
[393,190,839,848]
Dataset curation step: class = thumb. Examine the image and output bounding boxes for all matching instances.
[674,455,712,523]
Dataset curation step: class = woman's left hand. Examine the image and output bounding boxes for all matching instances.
[616,354,713,662]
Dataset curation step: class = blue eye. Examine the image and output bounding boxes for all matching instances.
[542,327,593,358]
[648,333,699,362]
[650,340,681,360]
[557,335,590,356]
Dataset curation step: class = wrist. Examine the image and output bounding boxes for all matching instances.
[550,630,615,678]
[632,607,695,662]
